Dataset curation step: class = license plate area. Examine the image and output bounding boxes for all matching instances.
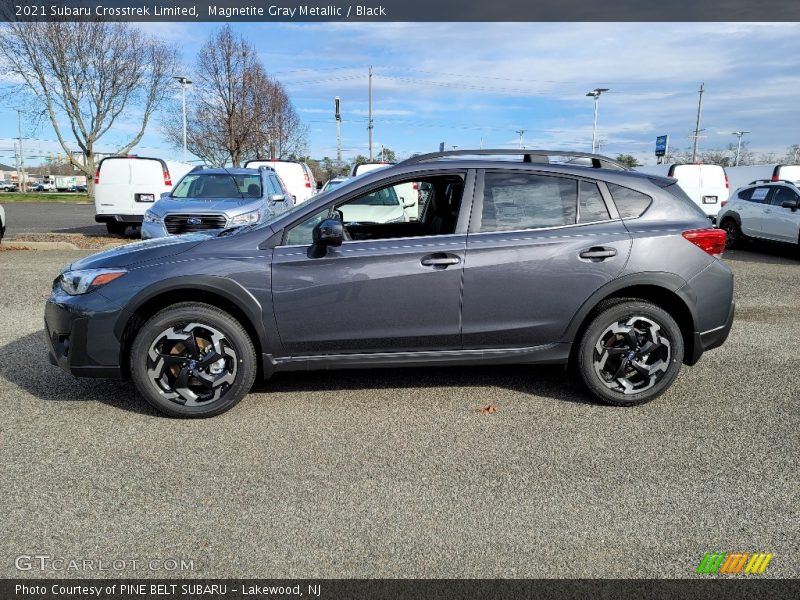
[702,196,718,204]
[135,193,155,203]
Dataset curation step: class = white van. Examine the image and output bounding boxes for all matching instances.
[726,164,800,192]
[94,156,193,234]
[244,160,316,204]
[636,163,729,220]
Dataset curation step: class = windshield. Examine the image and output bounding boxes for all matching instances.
[323,179,347,192]
[171,174,262,199]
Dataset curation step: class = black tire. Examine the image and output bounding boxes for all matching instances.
[577,299,684,407]
[130,302,257,418]
[106,222,126,236]
[720,218,742,249]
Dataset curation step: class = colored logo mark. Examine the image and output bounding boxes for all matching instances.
[696,552,774,575]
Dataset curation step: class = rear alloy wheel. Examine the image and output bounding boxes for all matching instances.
[720,219,741,249]
[577,300,684,406]
[130,303,256,417]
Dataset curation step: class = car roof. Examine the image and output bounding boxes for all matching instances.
[189,168,260,176]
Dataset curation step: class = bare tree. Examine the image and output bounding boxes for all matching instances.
[163,26,306,166]
[0,21,177,194]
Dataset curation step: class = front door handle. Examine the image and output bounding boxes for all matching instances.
[579,247,617,260]
[421,253,461,268]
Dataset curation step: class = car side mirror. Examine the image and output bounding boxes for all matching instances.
[781,199,798,211]
[160,192,170,199]
[316,181,323,190]
[309,218,344,257]
[402,199,415,209]
[270,193,286,203]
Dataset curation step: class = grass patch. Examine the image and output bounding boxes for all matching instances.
[0,193,90,203]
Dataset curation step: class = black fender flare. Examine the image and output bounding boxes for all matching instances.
[114,275,271,361]
[560,271,698,344]
[717,211,741,228]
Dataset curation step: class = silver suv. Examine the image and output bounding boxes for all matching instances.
[141,167,294,239]
[718,179,800,248]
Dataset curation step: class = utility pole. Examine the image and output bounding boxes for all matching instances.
[691,83,705,162]
[516,129,526,149]
[731,131,749,166]
[16,109,25,193]
[334,96,342,169]
[173,76,192,163]
[368,65,374,161]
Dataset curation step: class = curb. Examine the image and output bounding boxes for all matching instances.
[3,241,81,250]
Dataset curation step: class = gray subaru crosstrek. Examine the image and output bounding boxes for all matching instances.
[45,150,734,418]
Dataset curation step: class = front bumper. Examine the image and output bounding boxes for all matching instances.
[45,290,126,379]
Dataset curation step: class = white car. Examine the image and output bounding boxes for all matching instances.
[320,176,349,193]
[717,180,800,248]
[245,160,317,204]
[636,163,728,221]
[350,162,420,220]
[0,204,5,242]
[338,184,408,225]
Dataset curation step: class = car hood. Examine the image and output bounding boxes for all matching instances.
[152,197,262,214]
[69,233,211,270]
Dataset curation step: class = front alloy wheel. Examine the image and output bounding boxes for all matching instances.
[146,322,238,406]
[131,303,256,417]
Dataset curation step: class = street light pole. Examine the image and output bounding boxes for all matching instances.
[586,88,609,153]
[174,76,192,163]
[731,131,750,167]
[516,129,526,149]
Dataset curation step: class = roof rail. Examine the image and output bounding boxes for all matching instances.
[748,178,795,185]
[399,149,628,170]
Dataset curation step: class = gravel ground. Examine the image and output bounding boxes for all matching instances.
[0,244,797,579]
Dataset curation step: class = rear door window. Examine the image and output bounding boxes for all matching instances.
[749,187,771,203]
[481,172,577,232]
[606,183,652,219]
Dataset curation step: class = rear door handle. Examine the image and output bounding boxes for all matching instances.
[421,253,461,268]
[579,247,617,260]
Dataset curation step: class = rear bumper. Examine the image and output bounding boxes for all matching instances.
[45,293,124,379]
[689,302,735,365]
[95,214,144,225]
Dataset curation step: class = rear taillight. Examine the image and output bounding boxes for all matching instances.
[94,168,100,185]
[303,171,312,188]
[724,174,729,189]
[771,174,780,181]
[682,228,727,257]
[721,200,728,208]
[163,170,172,187]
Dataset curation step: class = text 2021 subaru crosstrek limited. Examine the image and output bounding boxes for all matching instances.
[45,150,734,418]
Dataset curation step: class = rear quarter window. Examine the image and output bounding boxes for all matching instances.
[606,183,652,219]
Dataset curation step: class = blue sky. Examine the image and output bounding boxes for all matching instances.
[1,22,799,167]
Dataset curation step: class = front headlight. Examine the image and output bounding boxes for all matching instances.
[143,210,161,223]
[229,209,262,226]
[59,268,127,296]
